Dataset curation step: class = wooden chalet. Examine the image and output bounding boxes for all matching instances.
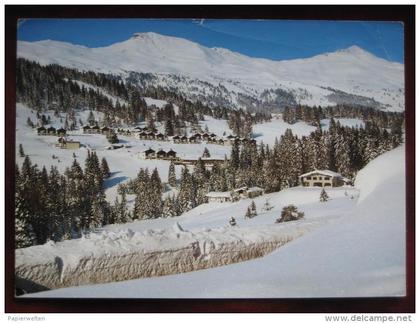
[156,150,167,159]
[140,148,156,159]
[139,131,148,140]
[172,135,181,143]
[156,133,165,141]
[57,137,80,149]
[101,126,111,135]
[47,126,56,135]
[91,125,101,134]
[57,128,66,137]
[166,149,177,159]
[299,170,352,187]
[82,125,91,134]
[37,126,47,135]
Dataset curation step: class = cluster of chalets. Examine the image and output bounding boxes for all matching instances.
[116,126,256,146]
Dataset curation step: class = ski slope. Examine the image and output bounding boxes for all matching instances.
[23,145,405,298]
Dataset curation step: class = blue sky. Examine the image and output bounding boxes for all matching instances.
[18,19,404,63]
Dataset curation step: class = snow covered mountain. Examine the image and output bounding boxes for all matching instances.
[17,32,404,112]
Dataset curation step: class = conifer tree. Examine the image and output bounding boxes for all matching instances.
[19,144,25,158]
[101,157,111,178]
[320,188,329,202]
[15,217,34,248]
[162,195,179,217]
[245,201,257,219]
[244,207,252,219]
[89,191,109,229]
[26,117,34,128]
[276,205,304,223]
[165,119,174,136]
[133,168,149,220]
[262,199,273,211]
[168,161,177,187]
[177,167,197,213]
[87,110,96,126]
[202,147,211,158]
[250,201,257,217]
[150,168,163,218]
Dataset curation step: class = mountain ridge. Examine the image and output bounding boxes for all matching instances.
[17,32,404,112]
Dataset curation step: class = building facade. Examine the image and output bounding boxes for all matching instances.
[299,170,351,187]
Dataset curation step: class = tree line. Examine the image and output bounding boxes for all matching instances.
[282,105,404,130]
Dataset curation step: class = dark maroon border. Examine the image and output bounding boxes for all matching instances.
[5,5,415,313]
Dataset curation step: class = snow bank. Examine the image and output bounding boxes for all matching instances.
[16,220,321,293]
[355,145,405,203]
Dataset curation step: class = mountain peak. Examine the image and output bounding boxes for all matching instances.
[336,45,371,56]
[131,32,162,40]
[345,45,365,52]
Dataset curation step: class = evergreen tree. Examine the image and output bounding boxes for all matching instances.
[165,119,174,136]
[244,207,252,219]
[250,201,257,217]
[15,217,34,248]
[276,205,304,223]
[162,195,179,217]
[177,167,197,213]
[133,169,149,220]
[262,199,273,211]
[202,147,211,158]
[168,161,177,187]
[150,168,163,218]
[26,117,34,128]
[245,201,257,219]
[320,188,329,202]
[106,131,119,144]
[87,110,96,126]
[19,144,25,158]
[89,191,109,229]
[15,165,35,248]
[101,157,111,178]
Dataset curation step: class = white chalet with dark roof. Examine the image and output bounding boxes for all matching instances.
[299,170,351,187]
[205,191,233,203]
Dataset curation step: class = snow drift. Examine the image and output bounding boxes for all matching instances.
[15,220,322,293]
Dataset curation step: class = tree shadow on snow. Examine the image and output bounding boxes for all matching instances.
[104,175,129,189]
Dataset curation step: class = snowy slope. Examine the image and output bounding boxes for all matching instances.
[17,32,404,111]
[15,103,230,204]
[25,145,405,298]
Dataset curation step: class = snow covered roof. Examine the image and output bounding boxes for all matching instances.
[233,186,248,192]
[247,186,264,193]
[299,170,343,178]
[206,191,232,198]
